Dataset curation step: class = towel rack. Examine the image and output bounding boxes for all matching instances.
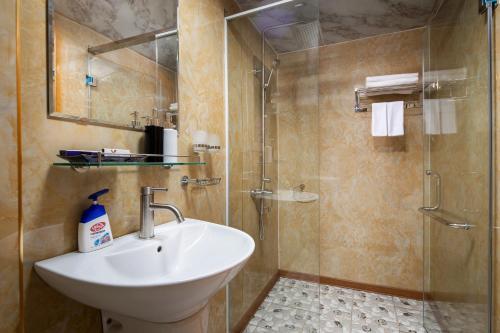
[354,83,422,113]
[180,176,221,186]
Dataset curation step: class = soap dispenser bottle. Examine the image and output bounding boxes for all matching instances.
[79,189,114,252]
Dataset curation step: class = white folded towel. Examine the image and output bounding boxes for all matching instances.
[387,101,404,136]
[371,102,388,137]
[366,73,419,88]
[440,99,457,134]
[424,99,441,135]
[424,68,467,83]
[423,99,457,135]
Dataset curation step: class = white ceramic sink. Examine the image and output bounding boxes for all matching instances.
[35,219,254,332]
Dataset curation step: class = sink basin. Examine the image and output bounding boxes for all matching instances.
[35,219,254,332]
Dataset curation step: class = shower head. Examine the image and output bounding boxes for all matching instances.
[293,21,322,50]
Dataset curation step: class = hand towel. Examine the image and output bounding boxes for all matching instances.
[371,102,388,137]
[440,99,457,134]
[387,101,404,136]
[423,99,441,135]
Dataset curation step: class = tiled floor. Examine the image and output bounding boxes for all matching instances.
[244,277,441,333]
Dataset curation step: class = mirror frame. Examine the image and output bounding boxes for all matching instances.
[46,0,179,132]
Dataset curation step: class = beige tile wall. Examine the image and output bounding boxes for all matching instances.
[0,0,19,332]
[17,0,230,332]
[277,49,320,275]
[317,29,424,291]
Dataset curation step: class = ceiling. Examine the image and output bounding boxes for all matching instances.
[234,0,439,53]
[54,0,178,70]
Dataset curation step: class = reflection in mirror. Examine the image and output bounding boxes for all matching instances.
[47,0,179,131]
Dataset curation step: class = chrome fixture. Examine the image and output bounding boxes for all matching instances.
[250,189,273,198]
[180,176,221,186]
[354,83,422,113]
[421,170,441,211]
[139,186,185,239]
[418,208,474,231]
[264,59,280,89]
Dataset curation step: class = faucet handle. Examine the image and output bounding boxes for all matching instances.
[141,186,168,195]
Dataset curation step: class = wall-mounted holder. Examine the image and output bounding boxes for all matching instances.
[180,176,221,186]
[354,83,422,114]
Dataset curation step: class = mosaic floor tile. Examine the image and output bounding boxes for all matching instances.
[243,278,435,333]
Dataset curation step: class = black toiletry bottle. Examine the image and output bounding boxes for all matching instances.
[154,125,164,162]
[145,124,157,162]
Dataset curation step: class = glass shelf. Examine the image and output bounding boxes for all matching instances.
[53,161,206,168]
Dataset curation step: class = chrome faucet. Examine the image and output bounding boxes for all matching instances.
[139,186,185,239]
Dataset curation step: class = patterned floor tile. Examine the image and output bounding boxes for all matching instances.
[394,297,422,311]
[244,278,435,333]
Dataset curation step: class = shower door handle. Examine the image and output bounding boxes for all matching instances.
[421,170,441,211]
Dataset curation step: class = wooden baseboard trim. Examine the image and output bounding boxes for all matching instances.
[279,270,423,300]
[232,271,279,333]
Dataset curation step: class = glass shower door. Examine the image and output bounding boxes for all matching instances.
[226,2,321,332]
[422,0,493,332]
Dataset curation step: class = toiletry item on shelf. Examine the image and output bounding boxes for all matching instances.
[79,189,113,252]
[102,148,130,155]
[58,150,146,163]
[169,102,178,112]
[207,133,221,152]
[387,101,404,136]
[154,125,164,162]
[371,102,388,136]
[59,150,99,163]
[101,148,132,162]
[163,128,178,165]
[366,73,418,88]
[192,130,208,152]
[144,124,164,162]
[145,123,157,161]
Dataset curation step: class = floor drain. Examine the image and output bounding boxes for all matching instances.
[157,246,162,253]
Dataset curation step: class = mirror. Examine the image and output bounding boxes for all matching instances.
[47,0,179,131]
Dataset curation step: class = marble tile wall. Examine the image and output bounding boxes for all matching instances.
[0,0,19,332]
[54,13,177,127]
[317,29,424,290]
[277,49,320,275]
[17,0,231,331]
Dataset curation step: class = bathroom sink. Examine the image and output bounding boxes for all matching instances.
[35,219,254,331]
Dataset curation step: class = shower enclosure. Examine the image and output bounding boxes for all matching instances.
[224,1,321,331]
[225,0,496,332]
[422,0,494,332]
